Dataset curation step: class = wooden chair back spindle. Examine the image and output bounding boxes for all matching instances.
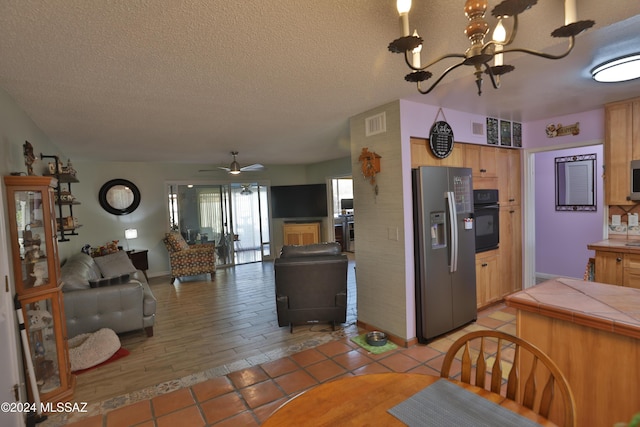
[440,330,576,427]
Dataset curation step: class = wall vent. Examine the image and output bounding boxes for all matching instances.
[365,112,386,136]
[472,121,484,136]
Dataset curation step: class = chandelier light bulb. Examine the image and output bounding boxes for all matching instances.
[493,18,506,66]
[396,0,411,14]
[397,0,411,36]
[493,18,506,42]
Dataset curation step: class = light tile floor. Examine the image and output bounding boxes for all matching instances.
[59,303,515,426]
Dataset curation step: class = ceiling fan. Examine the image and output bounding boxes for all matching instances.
[199,151,266,174]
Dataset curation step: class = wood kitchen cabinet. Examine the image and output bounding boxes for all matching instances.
[283,222,320,245]
[409,139,523,306]
[496,148,521,206]
[475,251,499,308]
[604,97,640,205]
[410,137,464,168]
[465,144,497,178]
[499,205,522,295]
[592,249,640,289]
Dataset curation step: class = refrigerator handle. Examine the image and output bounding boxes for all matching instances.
[446,191,458,273]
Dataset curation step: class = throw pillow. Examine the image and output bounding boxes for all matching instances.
[165,232,189,252]
[91,240,120,257]
[94,251,137,278]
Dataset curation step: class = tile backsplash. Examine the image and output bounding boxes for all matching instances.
[609,205,640,238]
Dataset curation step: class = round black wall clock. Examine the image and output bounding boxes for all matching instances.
[429,121,454,159]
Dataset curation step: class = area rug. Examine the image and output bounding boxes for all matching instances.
[73,348,130,375]
[350,333,398,355]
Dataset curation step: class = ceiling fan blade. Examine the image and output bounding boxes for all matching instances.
[240,163,266,172]
[198,167,229,172]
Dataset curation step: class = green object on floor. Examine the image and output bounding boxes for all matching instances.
[351,333,398,354]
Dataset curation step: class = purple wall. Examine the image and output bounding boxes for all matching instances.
[535,145,604,279]
[523,109,604,149]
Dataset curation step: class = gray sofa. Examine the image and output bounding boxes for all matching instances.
[274,242,348,332]
[61,251,156,338]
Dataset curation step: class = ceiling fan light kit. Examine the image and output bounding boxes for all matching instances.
[388,0,595,96]
[591,53,640,83]
[229,152,242,175]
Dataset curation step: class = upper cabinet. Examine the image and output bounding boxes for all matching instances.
[410,137,464,168]
[464,145,497,178]
[604,97,640,205]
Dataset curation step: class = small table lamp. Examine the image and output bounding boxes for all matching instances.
[125,228,138,250]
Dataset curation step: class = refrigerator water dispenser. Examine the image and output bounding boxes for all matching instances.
[430,212,446,249]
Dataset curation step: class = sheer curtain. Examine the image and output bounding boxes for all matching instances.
[198,188,223,244]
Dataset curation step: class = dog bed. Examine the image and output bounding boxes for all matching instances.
[69,328,121,372]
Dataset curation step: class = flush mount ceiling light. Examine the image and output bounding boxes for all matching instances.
[591,53,640,83]
[389,0,595,96]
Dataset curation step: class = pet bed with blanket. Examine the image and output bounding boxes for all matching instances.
[68,328,121,372]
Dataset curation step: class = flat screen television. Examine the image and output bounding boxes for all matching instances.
[340,198,353,210]
[271,184,328,218]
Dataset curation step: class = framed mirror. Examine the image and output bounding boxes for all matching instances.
[555,154,596,211]
[99,179,141,215]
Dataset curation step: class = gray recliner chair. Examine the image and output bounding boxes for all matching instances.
[274,242,348,332]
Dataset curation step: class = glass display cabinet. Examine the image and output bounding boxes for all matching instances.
[3,176,75,403]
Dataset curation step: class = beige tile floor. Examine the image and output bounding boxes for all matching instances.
[40,260,516,426]
[54,304,515,426]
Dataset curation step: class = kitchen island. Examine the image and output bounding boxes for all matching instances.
[505,277,640,427]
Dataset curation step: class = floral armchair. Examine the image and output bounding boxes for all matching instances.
[162,232,216,283]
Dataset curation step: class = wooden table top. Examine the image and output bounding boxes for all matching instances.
[262,373,556,426]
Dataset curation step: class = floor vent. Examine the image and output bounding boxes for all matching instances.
[472,121,484,136]
[365,112,386,137]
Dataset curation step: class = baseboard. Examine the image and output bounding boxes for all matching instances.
[356,320,417,348]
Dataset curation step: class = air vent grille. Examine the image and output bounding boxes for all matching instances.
[365,112,386,136]
[472,121,484,136]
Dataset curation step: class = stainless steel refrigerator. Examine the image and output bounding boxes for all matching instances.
[412,166,477,342]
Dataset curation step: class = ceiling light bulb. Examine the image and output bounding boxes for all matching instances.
[591,54,640,83]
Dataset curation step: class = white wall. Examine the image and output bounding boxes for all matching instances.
[67,159,351,275]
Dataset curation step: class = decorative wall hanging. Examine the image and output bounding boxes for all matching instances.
[546,122,580,138]
[486,118,499,145]
[359,148,381,194]
[512,122,522,147]
[500,120,512,146]
[429,108,454,158]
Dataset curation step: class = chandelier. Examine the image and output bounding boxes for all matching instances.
[388,0,595,95]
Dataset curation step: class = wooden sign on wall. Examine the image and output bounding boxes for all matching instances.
[546,122,580,138]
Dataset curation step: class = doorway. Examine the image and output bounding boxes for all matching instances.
[167,182,271,266]
[330,177,354,252]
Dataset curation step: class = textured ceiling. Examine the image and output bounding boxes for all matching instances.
[0,1,638,167]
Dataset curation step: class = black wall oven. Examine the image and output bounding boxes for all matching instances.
[473,189,499,253]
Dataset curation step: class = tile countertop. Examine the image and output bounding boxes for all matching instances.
[504,278,640,340]
[587,238,640,253]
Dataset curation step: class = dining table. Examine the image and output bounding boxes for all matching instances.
[261,373,557,426]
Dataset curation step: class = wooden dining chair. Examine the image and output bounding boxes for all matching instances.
[440,330,576,427]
